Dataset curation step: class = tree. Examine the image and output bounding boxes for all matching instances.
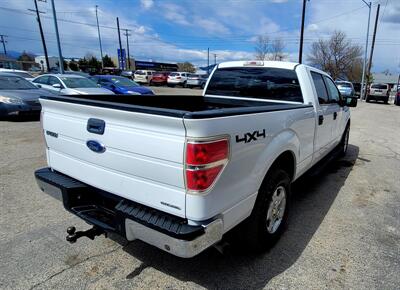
[308,30,363,80]
[254,36,286,61]
[254,35,270,60]
[78,56,102,73]
[68,59,79,71]
[18,51,34,62]
[270,38,286,61]
[102,54,115,67]
[177,62,196,73]
[87,56,102,73]
[78,58,89,71]
[55,60,68,70]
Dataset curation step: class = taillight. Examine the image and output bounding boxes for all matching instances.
[185,137,229,193]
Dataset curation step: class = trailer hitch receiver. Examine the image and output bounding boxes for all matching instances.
[66,226,106,243]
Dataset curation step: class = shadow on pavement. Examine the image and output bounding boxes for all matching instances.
[121,145,359,289]
[0,113,40,122]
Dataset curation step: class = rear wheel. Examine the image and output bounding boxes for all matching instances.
[240,169,291,252]
[384,96,389,104]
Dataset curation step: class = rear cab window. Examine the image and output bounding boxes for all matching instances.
[371,84,388,90]
[205,67,303,103]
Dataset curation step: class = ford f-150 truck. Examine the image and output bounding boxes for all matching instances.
[34,61,357,258]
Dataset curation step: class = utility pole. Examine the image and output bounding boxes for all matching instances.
[207,48,210,74]
[29,0,50,72]
[213,53,217,65]
[95,5,104,68]
[116,17,124,70]
[365,3,380,100]
[360,0,371,100]
[124,29,131,70]
[298,0,307,63]
[50,0,64,74]
[0,35,7,55]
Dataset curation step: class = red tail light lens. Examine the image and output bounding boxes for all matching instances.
[186,166,223,191]
[186,139,228,165]
[185,138,229,193]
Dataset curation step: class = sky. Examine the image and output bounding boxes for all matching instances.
[0,0,399,73]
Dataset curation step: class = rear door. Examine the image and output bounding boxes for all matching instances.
[311,71,335,159]
[40,98,187,217]
[323,76,343,144]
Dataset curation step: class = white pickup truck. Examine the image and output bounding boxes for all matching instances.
[35,61,357,258]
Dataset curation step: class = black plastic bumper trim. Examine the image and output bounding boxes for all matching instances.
[34,167,204,241]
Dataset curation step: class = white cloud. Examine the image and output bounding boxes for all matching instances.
[161,3,190,26]
[270,0,288,3]
[140,0,154,10]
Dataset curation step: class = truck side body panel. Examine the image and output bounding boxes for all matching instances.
[184,105,315,227]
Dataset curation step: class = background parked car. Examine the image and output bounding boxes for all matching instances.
[150,72,169,86]
[120,70,134,79]
[394,89,400,106]
[0,68,34,81]
[353,82,361,97]
[134,70,155,84]
[90,75,153,95]
[0,73,54,117]
[186,74,208,89]
[335,81,355,97]
[367,83,390,104]
[167,72,189,87]
[32,74,113,95]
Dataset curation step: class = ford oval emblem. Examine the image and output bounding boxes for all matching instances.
[86,140,106,153]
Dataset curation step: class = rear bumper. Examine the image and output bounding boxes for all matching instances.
[34,167,223,258]
[369,94,388,100]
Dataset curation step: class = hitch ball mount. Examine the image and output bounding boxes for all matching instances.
[66,226,106,243]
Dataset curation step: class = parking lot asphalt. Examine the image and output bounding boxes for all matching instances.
[0,90,399,290]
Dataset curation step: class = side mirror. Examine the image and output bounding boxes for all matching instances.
[344,96,358,107]
[35,84,42,88]
[52,83,62,89]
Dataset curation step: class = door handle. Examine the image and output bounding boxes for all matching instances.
[333,112,337,120]
[87,118,105,135]
[318,115,324,125]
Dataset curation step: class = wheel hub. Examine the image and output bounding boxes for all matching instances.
[266,185,287,234]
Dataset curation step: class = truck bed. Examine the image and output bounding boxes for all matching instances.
[40,94,311,119]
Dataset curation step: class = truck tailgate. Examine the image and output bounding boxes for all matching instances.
[40,98,186,217]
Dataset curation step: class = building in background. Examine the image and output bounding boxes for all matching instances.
[34,56,59,71]
[0,54,39,71]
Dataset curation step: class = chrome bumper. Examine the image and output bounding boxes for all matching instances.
[125,218,223,258]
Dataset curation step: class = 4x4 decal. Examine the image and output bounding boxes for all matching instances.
[236,129,266,143]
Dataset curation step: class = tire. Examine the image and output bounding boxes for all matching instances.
[240,168,291,252]
[339,124,350,156]
[384,96,389,104]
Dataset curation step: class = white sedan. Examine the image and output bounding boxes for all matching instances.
[32,74,113,95]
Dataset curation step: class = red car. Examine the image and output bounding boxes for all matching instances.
[395,90,400,106]
[150,72,169,86]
